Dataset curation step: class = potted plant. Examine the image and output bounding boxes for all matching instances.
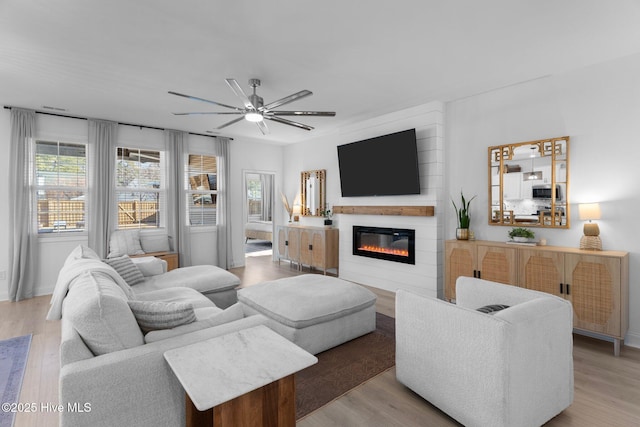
[508,227,535,242]
[452,191,476,240]
[321,206,333,226]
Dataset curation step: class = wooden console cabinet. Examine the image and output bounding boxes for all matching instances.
[277,225,338,274]
[445,240,629,355]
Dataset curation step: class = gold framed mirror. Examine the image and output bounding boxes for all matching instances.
[300,169,326,216]
[488,136,570,229]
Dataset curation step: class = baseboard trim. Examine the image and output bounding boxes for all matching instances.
[624,330,640,350]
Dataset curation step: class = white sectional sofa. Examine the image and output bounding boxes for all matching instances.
[51,245,267,427]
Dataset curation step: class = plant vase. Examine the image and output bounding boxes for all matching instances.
[456,228,469,240]
[324,219,333,226]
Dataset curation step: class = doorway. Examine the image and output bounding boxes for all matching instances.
[243,171,275,258]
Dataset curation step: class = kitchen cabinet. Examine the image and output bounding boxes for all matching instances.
[446,240,629,356]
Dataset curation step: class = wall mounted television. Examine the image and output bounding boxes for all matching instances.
[337,128,421,197]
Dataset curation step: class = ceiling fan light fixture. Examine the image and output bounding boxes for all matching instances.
[245,112,263,122]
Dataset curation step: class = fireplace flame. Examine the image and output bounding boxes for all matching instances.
[358,245,409,257]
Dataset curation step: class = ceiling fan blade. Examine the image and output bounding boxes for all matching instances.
[262,90,312,111]
[267,110,336,117]
[168,91,243,111]
[265,116,314,131]
[225,79,255,110]
[256,120,270,135]
[216,116,246,130]
[172,112,244,116]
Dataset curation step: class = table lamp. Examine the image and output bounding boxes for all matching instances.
[578,203,601,250]
[292,204,302,222]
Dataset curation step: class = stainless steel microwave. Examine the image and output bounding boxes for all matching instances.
[532,185,562,200]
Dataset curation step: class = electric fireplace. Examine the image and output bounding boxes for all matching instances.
[352,226,415,265]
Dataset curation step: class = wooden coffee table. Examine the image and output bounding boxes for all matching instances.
[164,325,317,427]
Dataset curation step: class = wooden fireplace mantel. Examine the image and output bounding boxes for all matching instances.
[332,205,435,217]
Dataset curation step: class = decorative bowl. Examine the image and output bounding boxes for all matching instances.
[513,237,531,243]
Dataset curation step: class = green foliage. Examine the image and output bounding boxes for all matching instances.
[451,191,476,229]
[508,227,535,239]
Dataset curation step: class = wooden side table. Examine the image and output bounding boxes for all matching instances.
[164,325,317,427]
[131,251,179,271]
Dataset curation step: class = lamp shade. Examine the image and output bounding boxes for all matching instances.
[578,203,601,221]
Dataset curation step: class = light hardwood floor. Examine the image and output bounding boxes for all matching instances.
[2,254,640,426]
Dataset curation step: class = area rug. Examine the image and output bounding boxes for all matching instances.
[0,334,32,427]
[295,312,395,419]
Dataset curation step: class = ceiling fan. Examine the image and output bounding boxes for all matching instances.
[169,78,336,135]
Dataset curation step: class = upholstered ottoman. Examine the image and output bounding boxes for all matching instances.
[237,274,377,354]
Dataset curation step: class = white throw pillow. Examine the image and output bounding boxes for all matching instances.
[108,230,145,258]
[130,256,167,276]
[128,300,196,333]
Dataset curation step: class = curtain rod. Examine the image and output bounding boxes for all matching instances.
[2,106,231,140]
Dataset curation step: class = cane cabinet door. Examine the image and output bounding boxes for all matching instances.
[476,244,517,285]
[444,241,476,301]
[518,249,564,297]
[565,253,621,337]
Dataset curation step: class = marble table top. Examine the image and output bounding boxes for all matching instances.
[164,325,318,411]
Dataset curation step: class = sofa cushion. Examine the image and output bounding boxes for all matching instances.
[108,229,145,258]
[130,256,167,277]
[133,286,216,309]
[237,275,377,329]
[63,271,144,356]
[144,303,245,343]
[128,300,196,333]
[133,265,240,295]
[64,244,100,266]
[140,233,171,253]
[104,256,145,286]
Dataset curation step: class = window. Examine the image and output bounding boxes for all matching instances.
[187,154,217,226]
[34,140,87,234]
[116,147,164,229]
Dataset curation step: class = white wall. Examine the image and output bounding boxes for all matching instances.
[445,52,640,348]
[283,102,444,297]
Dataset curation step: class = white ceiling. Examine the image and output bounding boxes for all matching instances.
[2,1,640,145]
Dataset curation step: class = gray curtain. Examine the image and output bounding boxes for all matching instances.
[88,119,118,258]
[261,174,274,221]
[8,108,37,301]
[166,129,192,267]
[216,137,232,268]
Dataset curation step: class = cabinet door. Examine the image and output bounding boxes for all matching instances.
[287,228,300,263]
[445,241,477,301]
[503,172,521,199]
[476,245,517,285]
[310,231,326,269]
[299,229,313,267]
[277,227,287,260]
[565,254,621,337]
[518,249,564,296]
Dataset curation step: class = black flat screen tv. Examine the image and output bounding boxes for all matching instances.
[337,128,421,197]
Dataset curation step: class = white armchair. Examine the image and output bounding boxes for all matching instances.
[396,277,574,427]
